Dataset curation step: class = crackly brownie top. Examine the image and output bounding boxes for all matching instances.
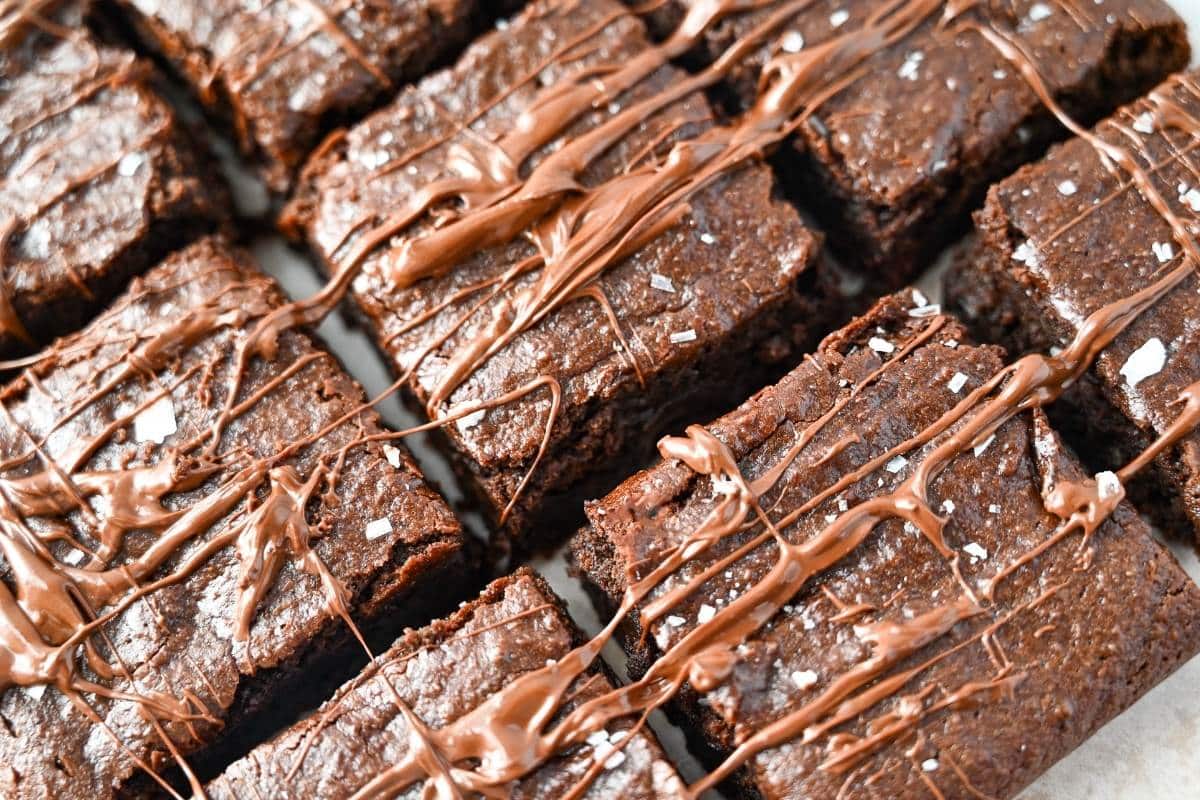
[288,0,817,483]
[978,69,1200,475]
[663,0,1185,212]
[0,238,458,799]
[210,570,688,800]
[0,1,212,346]
[118,0,483,189]
[578,293,1200,798]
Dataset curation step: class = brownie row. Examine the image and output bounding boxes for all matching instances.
[2,1,1200,799]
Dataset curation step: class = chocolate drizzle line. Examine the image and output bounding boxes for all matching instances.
[0,0,1193,798]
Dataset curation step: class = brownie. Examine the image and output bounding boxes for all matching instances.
[639,0,1186,285]
[571,292,1200,799]
[946,68,1200,548]
[0,238,465,799]
[284,0,833,555]
[103,0,519,193]
[0,2,223,358]
[208,569,689,799]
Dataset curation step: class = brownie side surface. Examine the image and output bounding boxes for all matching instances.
[104,0,515,192]
[286,0,830,554]
[946,69,1200,546]
[208,569,689,799]
[643,0,1186,284]
[0,238,464,799]
[0,6,224,357]
[572,292,1200,799]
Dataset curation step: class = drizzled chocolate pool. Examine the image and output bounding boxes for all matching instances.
[948,68,1200,550]
[645,0,1187,283]
[573,292,1200,798]
[209,569,689,800]
[0,0,223,357]
[0,238,463,799]
[103,0,519,192]
[283,0,831,554]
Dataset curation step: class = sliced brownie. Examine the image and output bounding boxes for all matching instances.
[640,0,1186,284]
[103,0,518,192]
[209,569,689,799]
[0,238,464,798]
[0,2,223,358]
[284,0,831,555]
[946,69,1200,548]
[572,292,1200,799]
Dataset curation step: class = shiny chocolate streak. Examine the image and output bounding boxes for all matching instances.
[0,2,1192,800]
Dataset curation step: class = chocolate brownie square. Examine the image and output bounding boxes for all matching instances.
[640,0,1186,284]
[0,238,464,798]
[104,0,518,192]
[572,292,1200,799]
[947,68,1200,548]
[209,569,689,799]
[284,0,833,555]
[0,1,223,357]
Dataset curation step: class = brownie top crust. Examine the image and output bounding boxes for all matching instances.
[572,293,1200,799]
[0,1,221,353]
[111,0,498,191]
[285,0,821,539]
[210,569,689,799]
[0,238,461,799]
[964,70,1200,527]
[645,0,1186,279]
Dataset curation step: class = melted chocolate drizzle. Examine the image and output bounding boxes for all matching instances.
[0,0,1196,798]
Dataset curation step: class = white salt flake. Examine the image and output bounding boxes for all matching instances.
[118,152,145,177]
[63,549,86,566]
[791,669,819,690]
[455,408,486,433]
[697,604,717,624]
[1012,240,1040,267]
[911,289,928,306]
[25,684,47,701]
[1184,188,1200,212]
[603,750,626,770]
[365,517,393,540]
[670,329,698,344]
[944,338,959,349]
[699,232,716,245]
[988,503,1001,513]
[1096,470,1123,501]
[1132,112,1155,134]
[885,456,908,473]
[133,395,177,444]
[1057,179,1077,196]
[993,69,1007,80]
[898,51,924,81]
[830,9,849,26]
[649,273,676,293]
[1119,337,1166,387]
[922,758,940,772]
[947,372,969,393]
[868,336,895,354]
[973,434,996,457]
[1152,241,1174,263]
[942,499,956,514]
[586,730,610,747]
[1027,2,1052,21]
[666,615,686,627]
[909,302,941,318]
[781,30,805,52]
[964,542,989,561]
[383,444,402,469]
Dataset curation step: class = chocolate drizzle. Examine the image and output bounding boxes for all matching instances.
[1,0,1197,797]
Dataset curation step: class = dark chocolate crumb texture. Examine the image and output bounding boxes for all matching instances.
[0,0,224,358]
[948,68,1200,550]
[573,292,1200,799]
[103,0,519,193]
[644,0,1187,284]
[0,238,463,799]
[283,0,833,553]
[209,570,689,800]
